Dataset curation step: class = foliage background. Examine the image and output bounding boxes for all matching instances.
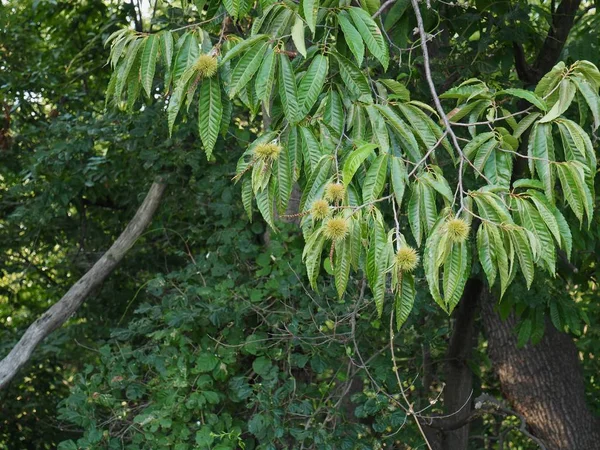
[1,0,600,449]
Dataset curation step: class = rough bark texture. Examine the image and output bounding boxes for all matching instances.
[0,181,166,390]
[481,289,600,449]
[440,279,482,450]
[423,280,483,450]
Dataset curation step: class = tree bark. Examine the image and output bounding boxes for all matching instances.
[481,289,600,449]
[439,279,482,450]
[0,180,166,390]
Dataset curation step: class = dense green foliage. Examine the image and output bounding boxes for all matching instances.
[2,0,600,449]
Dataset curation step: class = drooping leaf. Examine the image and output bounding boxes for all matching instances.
[229,41,268,98]
[337,11,365,67]
[362,154,388,203]
[348,7,389,70]
[342,143,377,186]
[297,54,328,119]
[291,15,307,58]
[198,76,223,160]
[278,53,300,123]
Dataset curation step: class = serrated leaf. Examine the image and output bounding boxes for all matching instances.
[509,227,535,288]
[256,181,277,230]
[303,0,319,35]
[477,224,497,287]
[539,79,576,123]
[497,88,548,111]
[528,123,555,203]
[338,11,364,67]
[300,156,333,211]
[242,178,253,221]
[464,131,495,159]
[255,45,277,105]
[571,75,600,131]
[333,52,372,103]
[303,228,326,289]
[390,156,407,208]
[343,143,376,186]
[173,33,199,85]
[198,76,222,160]
[366,105,390,153]
[279,53,300,123]
[114,39,142,101]
[167,64,198,134]
[348,7,389,70]
[408,184,421,246]
[395,273,415,330]
[375,105,421,162]
[513,112,541,139]
[298,54,328,119]
[291,15,307,58]
[362,154,388,203]
[555,163,584,224]
[221,35,269,64]
[140,35,160,97]
[229,41,268,98]
[334,237,352,299]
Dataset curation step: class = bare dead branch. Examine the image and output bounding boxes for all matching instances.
[0,180,166,390]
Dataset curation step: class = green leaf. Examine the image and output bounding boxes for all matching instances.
[390,156,407,208]
[323,89,344,134]
[408,184,422,246]
[221,35,269,64]
[303,227,326,289]
[300,156,332,211]
[394,273,415,330]
[334,236,352,299]
[303,0,319,35]
[333,53,372,103]
[379,79,410,101]
[275,140,293,214]
[464,131,495,159]
[338,11,365,67]
[298,54,328,119]
[375,105,421,162]
[198,76,222,160]
[362,154,388,203]
[571,75,600,131]
[509,227,535,288]
[256,181,277,230]
[255,45,277,105]
[527,190,561,245]
[528,123,555,203]
[513,112,541,139]
[140,35,160,97]
[279,53,300,123]
[477,224,497,287]
[443,240,471,311]
[229,41,268,98]
[366,105,390,153]
[539,79,576,123]
[473,137,498,174]
[291,15,307,58]
[114,39,142,101]
[173,33,199,85]
[242,178,253,221]
[167,64,198,135]
[497,88,548,111]
[343,143,376,186]
[348,7,389,70]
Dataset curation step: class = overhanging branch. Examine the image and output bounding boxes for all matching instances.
[0,180,166,390]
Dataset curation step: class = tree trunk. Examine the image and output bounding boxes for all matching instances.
[481,289,600,449]
[439,279,482,450]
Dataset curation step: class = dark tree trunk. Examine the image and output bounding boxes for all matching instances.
[423,280,483,450]
[439,279,482,450]
[481,289,600,449]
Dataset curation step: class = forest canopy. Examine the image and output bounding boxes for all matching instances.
[1,0,600,449]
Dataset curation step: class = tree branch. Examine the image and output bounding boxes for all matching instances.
[0,180,166,390]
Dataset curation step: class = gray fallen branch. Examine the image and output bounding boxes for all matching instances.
[0,180,166,390]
